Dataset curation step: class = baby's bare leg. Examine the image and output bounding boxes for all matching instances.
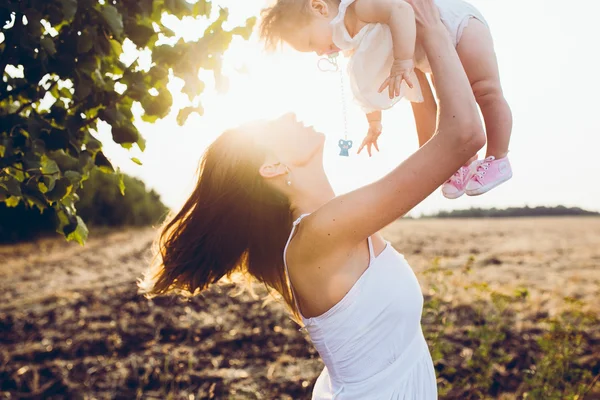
[456,19,512,159]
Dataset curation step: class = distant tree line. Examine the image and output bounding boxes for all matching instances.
[0,169,168,243]
[426,206,599,219]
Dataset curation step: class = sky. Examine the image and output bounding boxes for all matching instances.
[97,0,600,216]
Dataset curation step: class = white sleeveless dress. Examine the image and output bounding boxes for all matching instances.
[284,214,438,399]
[332,0,488,113]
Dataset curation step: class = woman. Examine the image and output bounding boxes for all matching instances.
[138,0,485,397]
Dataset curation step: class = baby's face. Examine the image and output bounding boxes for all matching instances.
[284,1,340,56]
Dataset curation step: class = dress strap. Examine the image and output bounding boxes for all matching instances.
[367,236,375,262]
[283,213,311,316]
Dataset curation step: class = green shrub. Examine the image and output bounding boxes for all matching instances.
[76,169,168,227]
[0,169,168,243]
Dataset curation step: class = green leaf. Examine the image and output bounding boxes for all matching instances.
[65,170,83,185]
[111,124,139,146]
[78,55,100,74]
[109,39,123,56]
[5,196,20,207]
[56,206,75,233]
[101,5,124,38]
[161,26,176,37]
[138,0,154,17]
[59,87,73,99]
[27,113,49,138]
[128,24,155,48]
[75,77,92,99]
[40,156,60,175]
[176,105,204,126]
[41,36,57,56]
[38,181,49,193]
[46,177,72,202]
[193,0,212,17]
[141,113,159,123]
[95,151,114,173]
[32,139,46,154]
[79,151,95,174]
[77,30,95,54]
[1,176,22,197]
[47,175,58,192]
[149,65,169,82]
[49,150,79,171]
[0,145,5,157]
[23,180,49,212]
[117,170,126,195]
[152,45,179,66]
[40,175,57,193]
[165,0,193,17]
[93,69,106,86]
[59,0,78,21]
[50,83,60,98]
[181,75,205,101]
[137,135,146,152]
[26,12,43,37]
[49,104,68,124]
[85,136,102,153]
[62,217,77,236]
[66,216,89,245]
[231,17,257,40]
[131,157,142,165]
[140,90,172,118]
[11,165,26,182]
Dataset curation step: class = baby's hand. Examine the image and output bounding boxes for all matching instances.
[379,59,415,99]
[357,121,383,157]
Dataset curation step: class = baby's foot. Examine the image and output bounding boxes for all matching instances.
[441,164,472,199]
[465,156,512,196]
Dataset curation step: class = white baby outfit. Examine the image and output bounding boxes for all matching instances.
[283,214,438,399]
[331,0,488,113]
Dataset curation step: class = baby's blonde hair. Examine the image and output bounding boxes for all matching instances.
[259,0,338,50]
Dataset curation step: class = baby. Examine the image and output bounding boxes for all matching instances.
[260,0,513,198]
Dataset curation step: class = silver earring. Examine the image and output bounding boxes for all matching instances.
[286,169,292,186]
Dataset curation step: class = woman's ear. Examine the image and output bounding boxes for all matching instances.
[259,161,287,180]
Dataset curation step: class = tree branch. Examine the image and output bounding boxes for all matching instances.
[14,101,35,115]
[80,114,100,130]
[3,164,60,177]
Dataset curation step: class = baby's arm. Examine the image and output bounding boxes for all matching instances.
[354,0,416,63]
[358,110,383,157]
[354,0,417,97]
[367,110,382,125]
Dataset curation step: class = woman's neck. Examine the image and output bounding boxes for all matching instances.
[290,174,336,219]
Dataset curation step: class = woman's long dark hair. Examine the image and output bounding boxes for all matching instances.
[138,126,297,318]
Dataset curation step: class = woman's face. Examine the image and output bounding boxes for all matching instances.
[258,113,325,168]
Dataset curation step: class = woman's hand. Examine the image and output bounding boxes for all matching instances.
[404,0,443,35]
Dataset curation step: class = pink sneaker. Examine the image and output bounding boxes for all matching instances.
[441,164,472,199]
[465,156,512,196]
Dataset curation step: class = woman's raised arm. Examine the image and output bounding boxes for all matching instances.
[301,0,485,262]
